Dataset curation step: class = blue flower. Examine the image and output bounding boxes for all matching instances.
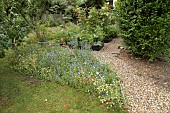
[56,74,58,78]
[53,53,58,57]
[85,73,88,77]
[114,73,117,76]
[38,58,43,61]
[104,70,108,74]
[74,62,77,66]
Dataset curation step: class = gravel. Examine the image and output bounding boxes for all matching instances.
[92,38,170,113]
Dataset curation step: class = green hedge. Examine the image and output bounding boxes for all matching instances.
[116,0,170,61]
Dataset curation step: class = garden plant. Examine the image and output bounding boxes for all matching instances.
[0,0,128,112]
[13,43,126,110]
[116,0,170,61]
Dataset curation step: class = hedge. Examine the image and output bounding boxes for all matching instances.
[116,0,170,61]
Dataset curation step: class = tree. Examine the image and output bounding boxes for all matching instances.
[0,0,30,49]
[0,0,52,51]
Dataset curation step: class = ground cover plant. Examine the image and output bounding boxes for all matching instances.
[0,58,127,113]
[13,43,127,111]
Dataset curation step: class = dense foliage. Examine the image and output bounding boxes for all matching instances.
[0,0,51,52]
[1,0,126,111]
[0,0,98,53]
[0,0,30,50]
[80,0,105,9]
[78,4,119,44]
[116,0,170,61]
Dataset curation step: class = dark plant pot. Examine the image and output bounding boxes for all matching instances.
[91,45,101,51]
[91,42,104,51]
[60,43,64,46]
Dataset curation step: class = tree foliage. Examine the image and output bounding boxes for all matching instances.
[0,0,52,51]
[80,0,105,9]
[0,0,30,50]
[116,0,170,61]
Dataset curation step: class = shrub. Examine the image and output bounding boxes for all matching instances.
[65,23,81,41]
[64,6,75,22]
[116,0,170,61]
[78,7,102,41]
[46,26,62,41]
[77,5,119,44]
[47,14,64,27]
[24,23,81,45]
[104,24,120,39]
[14,44,126,109]
[47,23,81,43]
[24,31,38,44]
[35,24,48,42]
[49,0,67,14]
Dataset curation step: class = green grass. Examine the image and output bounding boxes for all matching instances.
[0,58,127,113]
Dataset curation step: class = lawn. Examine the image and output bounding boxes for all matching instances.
[0,58,126,113]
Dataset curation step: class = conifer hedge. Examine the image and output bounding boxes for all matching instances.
[116,0,170,61]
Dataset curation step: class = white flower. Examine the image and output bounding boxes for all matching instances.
[44,99,47,102]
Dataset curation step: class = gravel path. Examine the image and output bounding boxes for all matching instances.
[93,38,170,113]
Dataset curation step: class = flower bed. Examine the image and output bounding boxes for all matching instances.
[14,44,125,109]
